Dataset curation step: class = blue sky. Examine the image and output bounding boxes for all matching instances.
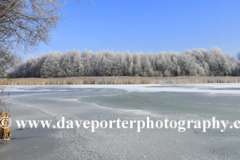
[27,0,240,59]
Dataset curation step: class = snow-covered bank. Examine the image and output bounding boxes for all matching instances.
[3,83,240,94]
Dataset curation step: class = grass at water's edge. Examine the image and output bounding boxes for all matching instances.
[0,89,12,140]
[0,76,240,85]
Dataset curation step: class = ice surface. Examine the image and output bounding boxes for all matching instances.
[4,83,240,94]
[0,84,240,159]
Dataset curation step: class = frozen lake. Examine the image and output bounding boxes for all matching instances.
[1,84,240,159]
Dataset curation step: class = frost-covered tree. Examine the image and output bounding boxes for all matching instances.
[140,53,153,77]
[123,51,133,76]
[12,47,240,78]
[133,54,142,76]
[73,50,84,76]
[40,51,63,78]
[102,51,114,76]
[81,50,92,76]
[237,51,240,62]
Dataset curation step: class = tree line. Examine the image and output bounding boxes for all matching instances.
[12,47,240,78]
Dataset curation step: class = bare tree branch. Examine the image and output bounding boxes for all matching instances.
[0,0,94,75]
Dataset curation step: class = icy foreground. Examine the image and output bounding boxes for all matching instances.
[0,84,240,159]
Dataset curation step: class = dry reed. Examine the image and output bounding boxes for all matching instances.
[0,76,240,85]
[0,89,13,140]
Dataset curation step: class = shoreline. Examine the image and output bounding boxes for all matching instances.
[1,76,240,85]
